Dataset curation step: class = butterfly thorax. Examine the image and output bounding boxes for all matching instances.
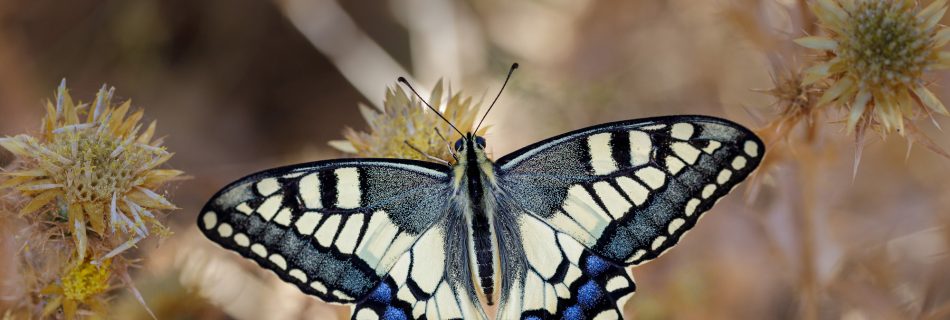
[452,134,502,307]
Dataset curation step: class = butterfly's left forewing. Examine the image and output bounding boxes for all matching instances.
[198,159,463,308]
[495,115,763,318]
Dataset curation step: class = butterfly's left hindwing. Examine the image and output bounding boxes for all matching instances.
[198,159,454,305]
[352,218,488,320]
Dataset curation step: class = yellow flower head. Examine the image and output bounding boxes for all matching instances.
[796,0,950,133]
[61,259,111,302]
[0,81,183,261]
[331,79,485,163]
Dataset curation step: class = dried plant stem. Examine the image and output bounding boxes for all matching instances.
[798,148,819,320]
[277,0,414,110]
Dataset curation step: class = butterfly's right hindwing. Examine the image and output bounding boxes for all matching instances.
[198,159,452,304]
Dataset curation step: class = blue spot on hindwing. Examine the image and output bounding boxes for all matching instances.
[369,282,392,303]
[563,305,584,320]
[584,255,608,276]
[577,280,603,308]
[383,306,408,320]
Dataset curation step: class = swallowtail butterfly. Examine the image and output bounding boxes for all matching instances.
[198,66,764,319]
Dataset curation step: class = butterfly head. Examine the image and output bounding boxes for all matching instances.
[454,133,486,153]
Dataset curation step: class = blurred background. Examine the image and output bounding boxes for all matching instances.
[1,0,949,319]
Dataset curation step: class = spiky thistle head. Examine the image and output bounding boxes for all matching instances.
[0,81,182,262]
[330,79,486,163]
[796,0,950,134]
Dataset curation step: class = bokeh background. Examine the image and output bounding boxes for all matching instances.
[1,0,949,319]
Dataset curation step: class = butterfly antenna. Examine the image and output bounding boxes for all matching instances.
[398,77,465,137]
[475,63,519,133]
[433,127,458,161]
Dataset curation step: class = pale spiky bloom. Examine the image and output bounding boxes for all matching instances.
[796,0,950,134]
[761,66,825,141]
[330,79,485,163]
[0,81,182,263]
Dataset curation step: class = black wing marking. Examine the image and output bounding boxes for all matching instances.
[497,115,764,266]
[198,159,453,304]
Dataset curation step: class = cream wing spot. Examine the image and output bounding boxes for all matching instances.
[665,155,685,175]
[732,156,747,169]
[615,176,649,206]
[635,167,666,189]
[397,286,416,306]
[703,140,722,153]
[672,142,701,164]
[717,169,732,185]
[651,236,667,251]
[289,269,307,282]
[310,281,328,294]
[588,133,618,175]
[202,211,217,230]
[702,184,717,199]
[251,243,267,257]
[355,309,379,320]
[256,178,280,196]
[629,130,651,166]
[412,303,426,319]
[605,276,629,292]
[295,211,322,235]
[523,272,546,311]
[557,233,585,263]
[299,173,322,209]
[216,223,233,237]
[520,216,559,279]
[256,195,283,221]
[744,140,760,157]
[334,213,364,254]
[555,283,570,299]
[314,214,341,247]
[544,283,558,314]
[564,266,582,285]
[668,218,686,234]
[592,181,632,219]
[273,208,293,226]
[671,123,694,140]
[333,290,354,301]
[685,198,700,216]
[593,310,620,320]
[356,211,401,268]
[269,254,287,270]
[334,168,361,209]
[562,185,611,236]
[435,283,462,318]
[627,249,646,263]
[410,228,445,293]
[389,254,411,284]
[641,124,667,130]
[234,233,250,247]
[236,202,253,215]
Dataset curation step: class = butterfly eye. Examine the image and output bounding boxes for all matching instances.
[475,136,487,148]
[454,139,464,151]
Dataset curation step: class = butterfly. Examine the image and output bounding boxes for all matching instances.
[198,66,764,320]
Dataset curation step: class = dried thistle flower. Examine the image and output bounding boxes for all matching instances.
[0,80,182,319]
[0,80,181,262]
[760,66,826,142]
[330,79,485,163]
[796,0,950,134]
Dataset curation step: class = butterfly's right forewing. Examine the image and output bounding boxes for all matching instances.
[199,159,453,304]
